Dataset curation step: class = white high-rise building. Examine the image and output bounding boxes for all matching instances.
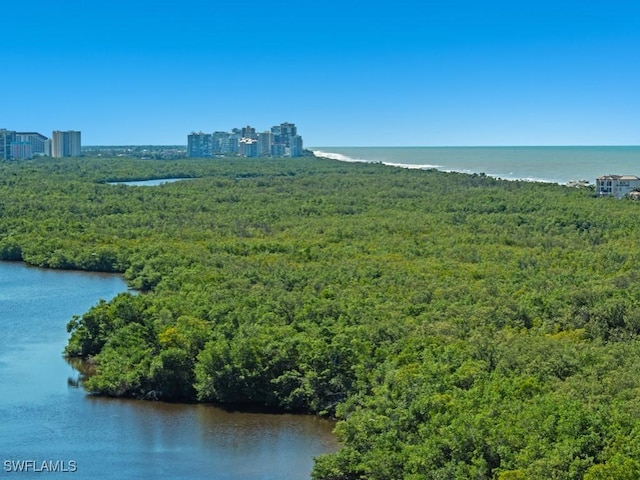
[52,130,81,157]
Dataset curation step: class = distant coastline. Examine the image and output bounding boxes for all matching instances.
[312,149,444,170]
[312,146,640,185]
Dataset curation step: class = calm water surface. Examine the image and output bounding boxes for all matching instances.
[0,262,337,479]
[108,178,192,186]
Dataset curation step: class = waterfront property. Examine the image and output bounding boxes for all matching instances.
[188,121,304,158]
[596,174,640,198]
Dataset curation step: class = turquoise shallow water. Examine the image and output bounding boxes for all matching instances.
[312,146,640,185]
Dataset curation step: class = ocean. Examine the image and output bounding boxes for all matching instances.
[311,146,640,185]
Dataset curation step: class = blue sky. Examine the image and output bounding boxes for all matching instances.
[3,0,639,146]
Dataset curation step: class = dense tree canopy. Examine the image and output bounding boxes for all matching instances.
[2,156,640,478]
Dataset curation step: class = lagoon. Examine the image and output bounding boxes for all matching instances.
[108,178,193,186]
[0,262,337,479]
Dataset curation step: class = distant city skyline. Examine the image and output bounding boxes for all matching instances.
[188,122,304,157]
[2,1,639,147]
[0,129,81,159]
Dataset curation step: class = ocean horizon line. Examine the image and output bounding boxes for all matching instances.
[76,144,640,150]
[310,145,640,149]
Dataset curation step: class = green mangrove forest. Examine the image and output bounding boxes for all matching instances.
[2,156,640,479]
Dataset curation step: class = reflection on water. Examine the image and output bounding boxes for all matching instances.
[0,262,338,479]
[79,397,338,479]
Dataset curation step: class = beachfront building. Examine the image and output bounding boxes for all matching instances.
[596,175,640,199]
[241,125,257,140]
[188,122,304,157]
[289,135,304,157]
[269,122,303,156]
[187,132,213,157]
[238,137,258,157]
[210,131,234,155]
[52,130,81,157]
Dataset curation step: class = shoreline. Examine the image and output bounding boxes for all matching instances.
[1,258,336,419]
[311,149,588,186]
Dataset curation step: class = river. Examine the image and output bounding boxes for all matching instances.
[0,262,338,479]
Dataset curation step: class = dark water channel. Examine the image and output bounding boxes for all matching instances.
[0,262,338,479]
